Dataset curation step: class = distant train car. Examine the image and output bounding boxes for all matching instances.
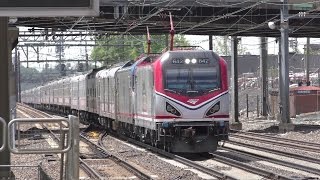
[96,62,132,128]
[70,75,81,114]
[33,86,41,109]
[62,77,72,114]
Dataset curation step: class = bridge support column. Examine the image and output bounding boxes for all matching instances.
[0,17,11,179]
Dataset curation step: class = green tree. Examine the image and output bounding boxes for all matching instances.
[91,35,144,65]
[20,66,40,83]
[214,36,248,56]
[91,34,190,65]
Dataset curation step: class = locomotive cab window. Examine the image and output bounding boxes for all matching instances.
[163,52,220,96]
[165,67,219,95]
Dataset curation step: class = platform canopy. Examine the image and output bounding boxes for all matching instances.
[12,0,320,37]
[0,0,99,17]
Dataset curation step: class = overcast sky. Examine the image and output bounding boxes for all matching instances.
[186,35,314,56]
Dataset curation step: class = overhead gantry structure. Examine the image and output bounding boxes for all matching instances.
[12,0,320,37]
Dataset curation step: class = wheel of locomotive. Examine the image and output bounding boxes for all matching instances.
[166,143,172,152]
[151,136,157,147]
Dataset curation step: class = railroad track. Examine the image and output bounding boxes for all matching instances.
[18,105,153,179]
[79,158,103,179]
[226,140,320,165]
[80,131,154,180]
[17,104,99,179]
[208,152,294,180]
[217,146,320,177]
[105,131,304,180]
[230,132,320,153]
[17,103,52,118]
[230,130,320,149]
[19,105,319,179]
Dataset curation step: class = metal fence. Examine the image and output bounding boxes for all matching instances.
[238,86,262,119]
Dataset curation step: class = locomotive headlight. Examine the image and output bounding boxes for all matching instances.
[191,58,197,64]
[185,59,190,64]
[166,102,181,116]
[205,101,220,117]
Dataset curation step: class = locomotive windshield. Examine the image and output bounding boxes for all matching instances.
[165,67,219,95]
[161,50,221,96]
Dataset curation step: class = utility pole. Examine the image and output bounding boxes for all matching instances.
[279,0,294,132]
[18,52,21,103]
[85,40,89,71]
[209,35,213,50]
[260,37,268,117]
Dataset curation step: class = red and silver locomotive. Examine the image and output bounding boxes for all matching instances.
[109,49,229,152]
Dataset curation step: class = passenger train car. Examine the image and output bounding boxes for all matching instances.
[21,50,229,153]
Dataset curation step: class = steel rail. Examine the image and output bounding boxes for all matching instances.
[17,105,63,143]
[210,153,293,180]
[81,133,153,180]
[230,134,319,153]
[18,104,109,179]
[79,158,103,180]
[219,146,320,176]
[111,133,237,180]
[114,132,294,180]
[226,140,320,165]
[230,130,320,148]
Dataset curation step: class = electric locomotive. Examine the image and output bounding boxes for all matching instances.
[106,49,229,153]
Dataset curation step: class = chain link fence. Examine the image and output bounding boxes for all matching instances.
[236,59,320,124]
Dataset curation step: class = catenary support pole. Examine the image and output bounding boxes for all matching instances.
[18,52,21,103]
[0,17,10,178]
[306,37,310,84]
[209,35,213,50]
[260,37,268,117]
[230,36,242,130]
[278,38,282,101]
[14,48,18,103]
[279,0,294,132]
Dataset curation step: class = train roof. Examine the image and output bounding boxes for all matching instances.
[158,50,220,63]
[107,66,122,77]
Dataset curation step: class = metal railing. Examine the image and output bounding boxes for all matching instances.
[8,118,72,154]
[0,117,6,152]
[0,115,79,180]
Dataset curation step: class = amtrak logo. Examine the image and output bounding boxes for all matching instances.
[187,99,199,105]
